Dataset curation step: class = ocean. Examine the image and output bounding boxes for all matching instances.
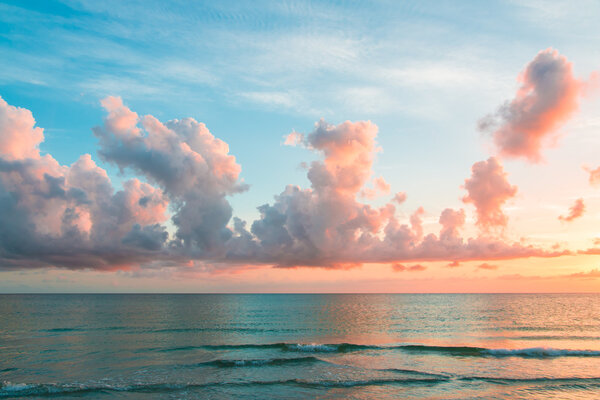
[1,294,599,399]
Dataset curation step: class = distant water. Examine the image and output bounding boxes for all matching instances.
[1,294,600,399]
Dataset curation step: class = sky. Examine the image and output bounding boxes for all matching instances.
[2,0,600,292]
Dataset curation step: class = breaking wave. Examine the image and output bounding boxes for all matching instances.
[154,342,600,358]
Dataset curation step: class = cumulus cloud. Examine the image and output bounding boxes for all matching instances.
[439,208,465,241]
[479,48,583,162]
[0,97,172,270]
[94,96,248,256]
[253,119,394,267]
[246,121,565,267]
[559,198,585,222]
[462,157,517,230]
[0,97,44,160]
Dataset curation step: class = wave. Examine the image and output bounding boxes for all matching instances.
[187,358,448,377]
[5,376,600,397]
[458,376,600,384]
[40,326,305,335]
[384,368,451,379]
[0,369,17,373]
[152,327,301,334]
[182,358,449,380]
[180,358,451,379]
[201,343,358,352]
[190,356,323,368]
[0,377,446,397]
[154,342,600,358]
[399,345,486,356]
[484,348,600,357]
[39,328,85,333]
[156,343,379,353]
[283,343,377,352]
[399,345,600,358]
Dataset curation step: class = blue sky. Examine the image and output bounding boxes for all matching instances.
[5,0,597,222]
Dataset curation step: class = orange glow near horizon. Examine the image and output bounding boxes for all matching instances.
[2,254,600,293]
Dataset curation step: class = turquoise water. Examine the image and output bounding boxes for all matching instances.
[1,294,600,399]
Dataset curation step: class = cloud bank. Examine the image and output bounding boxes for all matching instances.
[0,84,574,272]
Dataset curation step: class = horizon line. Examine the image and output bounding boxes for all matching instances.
[2,292,599,295]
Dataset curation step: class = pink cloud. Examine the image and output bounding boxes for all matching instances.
[248,119,397,267]
[462,157,517,229]
[374,177,391,193]
[584,166,600,186]
[99,96,142,140]
[559,198,585,222]
[284,131,304,146]
[119,179,169,226]
[393,191,407,204]
[247,122,567,268]
[439,208,465,241]
[0,96,44,161]
[392,263,427,272]
[410,207,426,240]
[479,49,583,162]
[477,263,498,270]
[300,119,379,195]
[500,269,600,280]
[360,176,391,199]
[566,269,600,279]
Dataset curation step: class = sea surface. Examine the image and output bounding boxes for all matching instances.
[1,294,600,399]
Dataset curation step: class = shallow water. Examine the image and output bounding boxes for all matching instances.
[1,294,600,399]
